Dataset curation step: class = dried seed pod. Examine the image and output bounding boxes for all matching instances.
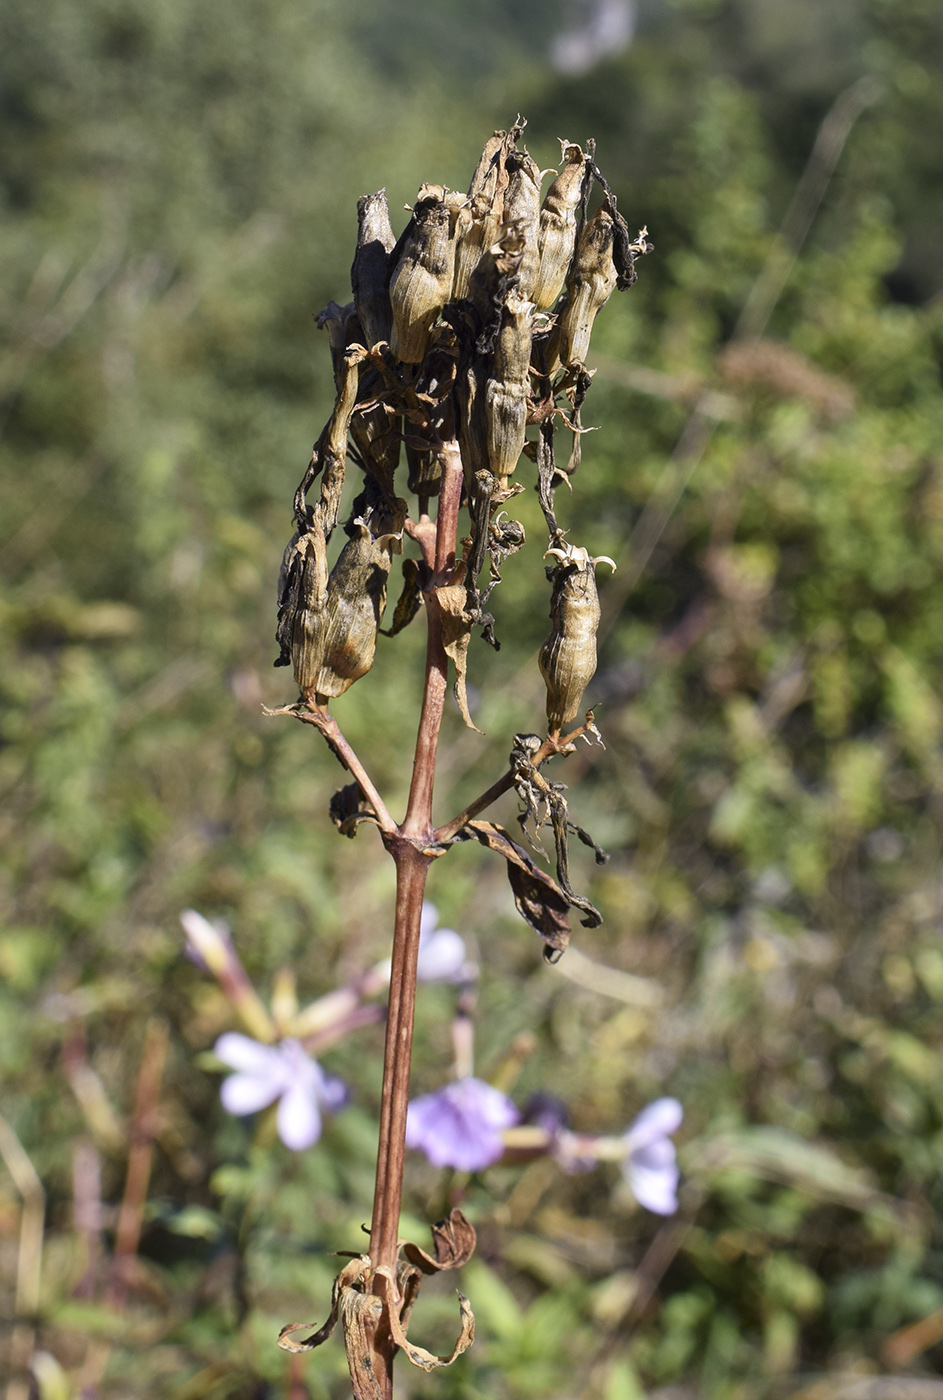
[316,299,356,385]
[284,525,330,691]
[291,342,363,540]
[390,185,458,364]
[552,204,618,370]
[533,141,587,310]
[453,125,521,300]
[454,336,489,492]
[406,439,442,498]
[539,540,616,733]
[351,190,395,348]
[502,149,542,300]
[484,292,534,484]
[305,515,400,702]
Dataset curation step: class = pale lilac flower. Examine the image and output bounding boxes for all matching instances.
[214,1032,347,1151]
[622,1097,683,1215]
[416,903,476,984]
[406,1077,520,1171]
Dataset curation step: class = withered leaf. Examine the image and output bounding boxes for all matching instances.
[375,1270,475,1374]
[278,1254,370,1353]
[436,563,482,733]
[403,1208,477,1274]
[340,1287,385,1400]
[456,820,571,961]
[329,783,380,838]
[380,556,424,637]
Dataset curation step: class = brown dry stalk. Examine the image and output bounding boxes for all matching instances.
[105,1017,169,1310]
[0,1113,45,1400]
[362,443,464,1397]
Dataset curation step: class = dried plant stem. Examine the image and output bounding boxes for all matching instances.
[435,728,588,845]
[359,442,464,1398]
[0,1113,45,1400]
[270,704,398,836]
[106,1017,168,1310]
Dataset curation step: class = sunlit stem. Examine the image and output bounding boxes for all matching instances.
[363,441,464,1398]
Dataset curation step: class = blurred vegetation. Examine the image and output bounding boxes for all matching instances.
[3,0,943,1397]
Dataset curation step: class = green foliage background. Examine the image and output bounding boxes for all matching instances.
[2,1,943,1396]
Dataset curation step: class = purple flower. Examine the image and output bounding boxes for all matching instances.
[214,1033,347,1151]
[406,1077,520,1171]
[622,1097,683,1215]
[416,903,476,984]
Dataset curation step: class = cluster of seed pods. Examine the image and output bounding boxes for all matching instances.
[275,120,650,738]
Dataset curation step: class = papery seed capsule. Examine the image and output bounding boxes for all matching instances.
[351,190,395,348]
[502,150,542,300]
[453,126,520,301]
[390,185,458,364]
[484,292,534,483]
[467,220,526,332]
[539,541,616,733]
[533,141,587,310]
[406,439,442,498]
[316,299,356,386]
[288,528,330,692]
[306,519,397,701]
[552,204,618,369]
[326,307,400,500]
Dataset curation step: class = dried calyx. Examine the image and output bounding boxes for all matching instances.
[539,537,616,737]
[271,124,649,1384]
[278,1211,477,1391]
[275,117,649,717]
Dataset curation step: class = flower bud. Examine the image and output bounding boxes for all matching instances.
[539,540,616,732]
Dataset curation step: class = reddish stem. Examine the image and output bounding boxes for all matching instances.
[106,1018,168,1310]
[359,442,464,1398]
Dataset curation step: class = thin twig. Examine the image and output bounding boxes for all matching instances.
[266,703,398,835]
[105,1018,169,1311]
[434,727,591,845]
[0,1113,45,1400]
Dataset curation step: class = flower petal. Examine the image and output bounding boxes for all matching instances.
[215,1032,281,1075]
[181,909,233,974]
[406,1078,518,1171]
[417,928,470,983]
[220,1070,281,1117]
[277,1079,322,1151]
[420,902,438,940]
[318,1071,350,1113]
[622,1096,683,1151]
[626,1150,680,1215]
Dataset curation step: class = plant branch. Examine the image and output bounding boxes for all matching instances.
[106,1018,168,1311]
[0,1113,45,1400]
[361,440,465,1399]
[401,441,463,842]
[267,702,398,835]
